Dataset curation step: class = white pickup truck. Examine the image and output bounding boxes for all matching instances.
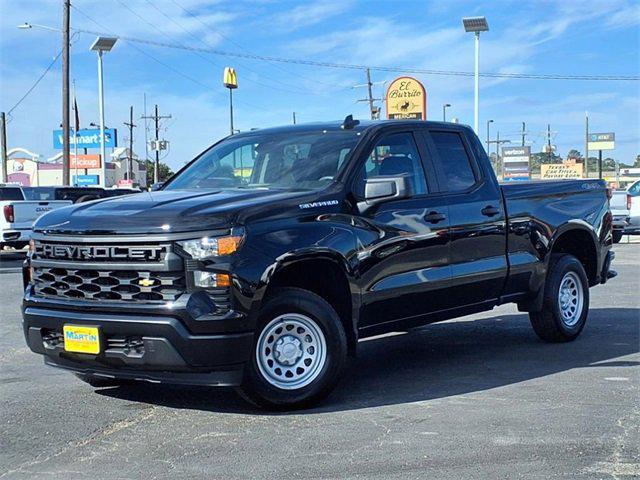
[0,185,72,250]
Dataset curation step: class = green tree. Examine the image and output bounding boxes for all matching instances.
[567,149,582,160]
[144,159,174,187]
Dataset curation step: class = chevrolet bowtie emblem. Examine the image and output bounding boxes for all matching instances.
[138,278,156,287]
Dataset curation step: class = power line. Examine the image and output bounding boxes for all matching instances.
[48,23,640,82]
[168,0,340,90]
[142,0,321,95]
[71,4,274,112]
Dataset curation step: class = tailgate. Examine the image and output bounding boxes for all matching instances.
[10,201,72,228]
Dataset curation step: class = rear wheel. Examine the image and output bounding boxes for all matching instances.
[238,288,347,410]
[529,254,589,342]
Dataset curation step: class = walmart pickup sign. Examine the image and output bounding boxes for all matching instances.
[53,128,117,149]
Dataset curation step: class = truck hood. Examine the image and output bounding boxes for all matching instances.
[34,188,314,235]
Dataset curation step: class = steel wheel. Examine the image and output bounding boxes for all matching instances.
[256,313,327,390]
[558,271,584,327]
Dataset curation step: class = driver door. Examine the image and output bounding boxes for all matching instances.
[355,130,451,331]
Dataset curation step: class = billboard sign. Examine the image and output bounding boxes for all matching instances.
[72,174,100,186]
[70,154,101,169]
[53,128,117,149]
[386,77,427,120]
[541,163,584,179]
[587,132,615,151]
[501,146,531,181]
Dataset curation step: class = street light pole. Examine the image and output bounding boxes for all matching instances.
[463,17,489,135]
[486,119,493,154]
[474,31,480,133]
[91,36,117,188]
[97,50,106,186]
[442,103,451,122]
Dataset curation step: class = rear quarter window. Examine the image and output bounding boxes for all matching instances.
[0,188,25,201]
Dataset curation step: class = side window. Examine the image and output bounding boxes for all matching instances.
[430,131,477,191]
[355,132,428,197]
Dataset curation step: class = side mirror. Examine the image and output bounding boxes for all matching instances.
[150,182,164,191]
[357,175,412,213]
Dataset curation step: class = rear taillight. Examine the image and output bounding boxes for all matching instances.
[3,205,14,223]
[627,194,632,210]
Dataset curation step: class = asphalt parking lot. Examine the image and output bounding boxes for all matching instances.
[0,245,638,479]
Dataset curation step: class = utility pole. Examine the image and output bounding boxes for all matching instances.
[0,112,7,183]
[488,131,511,178]
[123,106,136,182]
[365,68,374,120]
[521,122,526,146]
[584,112,589,178]
[292,112,297,125]
[141,105,171,184]
[61,0,71,185]
[354,68,383,120]
[547,123,552,163]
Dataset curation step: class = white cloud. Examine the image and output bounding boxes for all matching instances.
[269,1,353,31]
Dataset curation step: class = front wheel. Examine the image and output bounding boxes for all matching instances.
[529,254,590,342]
[238,288,347,410]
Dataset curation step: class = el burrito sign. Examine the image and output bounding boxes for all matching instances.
[386,77,427,120]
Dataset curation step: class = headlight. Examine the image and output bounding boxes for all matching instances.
[177,232,243,259]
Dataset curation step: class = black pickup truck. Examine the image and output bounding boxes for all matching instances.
[22,118,615,409]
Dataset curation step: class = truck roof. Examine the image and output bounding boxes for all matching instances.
[233,119,471,137]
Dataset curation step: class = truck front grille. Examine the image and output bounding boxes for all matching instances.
[33,267,186,303]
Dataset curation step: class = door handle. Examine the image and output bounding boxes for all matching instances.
[481,205,500,217]
[424,211,446,223]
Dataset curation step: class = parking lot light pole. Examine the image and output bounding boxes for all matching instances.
[463,17,489,135]
[486,119,493,154]
[442,103,451,122]
[90,36,117,187]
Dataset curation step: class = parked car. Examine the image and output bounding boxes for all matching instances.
[23,186,141,204]
[624,179,640,235]
[0,184,72,250]
[22,119,615,409]
[610,190,629,243]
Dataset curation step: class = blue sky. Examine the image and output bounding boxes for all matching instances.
[1,0,639,171]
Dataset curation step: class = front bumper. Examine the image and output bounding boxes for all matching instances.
[22,302,254,386]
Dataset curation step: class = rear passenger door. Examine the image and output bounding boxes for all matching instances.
[423,127,507,306]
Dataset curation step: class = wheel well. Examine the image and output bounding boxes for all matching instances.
[265,259,356,355]
[551,229,598,285]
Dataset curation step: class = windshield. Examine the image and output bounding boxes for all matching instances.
[165,129,362,191]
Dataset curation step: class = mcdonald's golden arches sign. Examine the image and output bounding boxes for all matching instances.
[223,67,238,89]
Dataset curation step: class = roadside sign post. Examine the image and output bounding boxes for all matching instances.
[502,146,531,181]
[223,67,238,135]
[385,77,427,120]
[587,132,615,181]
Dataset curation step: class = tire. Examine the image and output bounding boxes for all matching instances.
[238,287,348,410]
[529,254,590,343]
[612,230,623,244]
[75,195,100,203]
[74,373,136,388]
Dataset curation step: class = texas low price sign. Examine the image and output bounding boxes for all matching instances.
[53,128,118,149]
